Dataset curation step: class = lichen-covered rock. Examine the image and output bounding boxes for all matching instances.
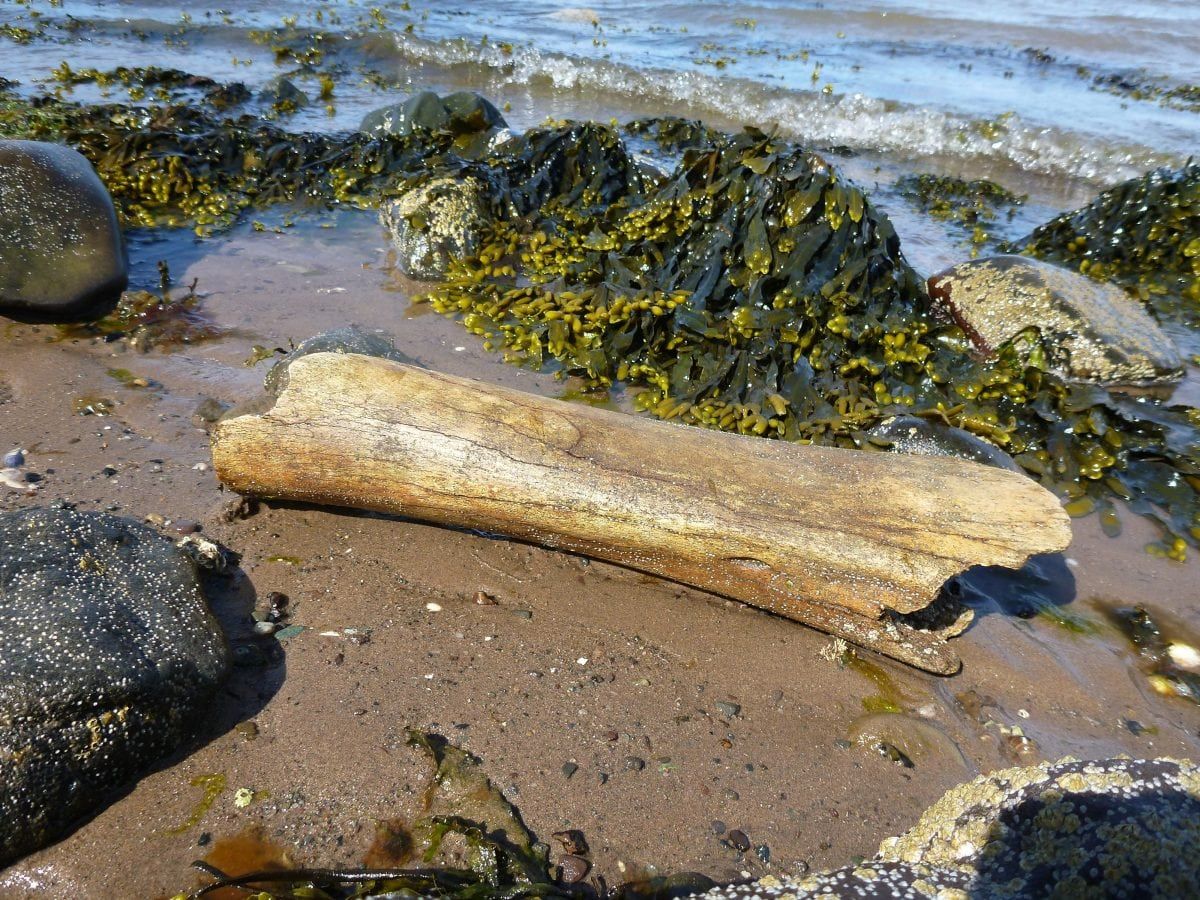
[360,90,507,139]
[699,757,1200,899]
[0,507,230,866]
[264,326,419,396]
[380,176,491,279]
[0,140,127,321]
[866,414,1021,472]
[927,255,1183,386]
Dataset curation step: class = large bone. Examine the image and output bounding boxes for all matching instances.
[211,352,1071,673]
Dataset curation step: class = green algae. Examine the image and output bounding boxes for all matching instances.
[164,773,227,835]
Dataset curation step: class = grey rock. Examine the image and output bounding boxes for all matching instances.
[2,449,23,468]
[866,414,1021,472]
[714,700,741,719]
[380,175,492,280]
[0,140,127,321]
[360,90,506,139]
[928,255,1184,386]
[0,507,229,866]
[259,77,309,111]
[264,327,420,396]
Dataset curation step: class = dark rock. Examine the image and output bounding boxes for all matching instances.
[927,255,1183,386]
[866,414,1021,472]
[359,90,507,139]
[727,829,751,852]
[193,397,231,424]
[558,853,590,884]
[0,140,127,321]
[264,327,419,396]
[258,77,309,112]
[0,507,229,866]
[380,175,492,280]
[561,761,579,778]
[624,755,646,771]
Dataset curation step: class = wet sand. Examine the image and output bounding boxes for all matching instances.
[1,209,1198,898]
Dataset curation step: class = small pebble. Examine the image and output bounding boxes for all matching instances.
[562,762,579,779]
[3,449,24,468]
[426,602,443,612]
[711,820,727,835]
[144,513,167,527]
[558,854,590,884]
[624,755,645,771]
[728,829,751,852]
[715,701,742,718]
[171,520,201,536]
[235,720,260,741]
[513,609,533,619]
[475,590,497,605]
[102,465,118,477]
[253,620,278,636]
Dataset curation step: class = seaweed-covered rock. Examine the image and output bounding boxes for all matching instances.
[0,507,229,866]
[380,176,492,279]
[360,90,507,139]
[928,255,1184,386]
[264,326,419,396]
[699,757,1200,899]
[866,414,1021,472]
[0,139,127,321]
[1013,163,1199,321]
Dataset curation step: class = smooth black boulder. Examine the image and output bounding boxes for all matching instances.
[0,140,128,321]
[0,507,230,866]
[360,90,507,138]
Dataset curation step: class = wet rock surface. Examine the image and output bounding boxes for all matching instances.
[0,507,230,866]
[865,414,1021,472]
[360,90,507,139]
[704,757,1200,899]
[263,326,420,396]
[927,255,1184,386]
[0,140,127,321]
[380,175,492,279]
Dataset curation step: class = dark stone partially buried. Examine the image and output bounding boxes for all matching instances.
[0,140,128,322]
[0,507,229,866]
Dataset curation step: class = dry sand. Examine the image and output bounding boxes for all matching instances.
[1,210,1197,898]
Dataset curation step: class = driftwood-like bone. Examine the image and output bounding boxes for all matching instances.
[211,352,1072,674]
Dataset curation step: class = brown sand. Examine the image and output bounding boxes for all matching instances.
[1,211,1197,898]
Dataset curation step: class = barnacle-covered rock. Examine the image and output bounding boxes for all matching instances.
[0,139,127,321]
[380,175,493,279]
[360,90,506,139]
[866,414,1021,471]
[696,757,1200,899]
[0,507,230,866]
[928,255,1184,386]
